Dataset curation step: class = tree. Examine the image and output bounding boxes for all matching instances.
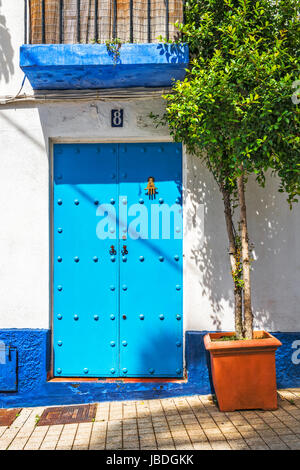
[160,0,300,338]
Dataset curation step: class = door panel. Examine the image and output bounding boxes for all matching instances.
[119,143,183,377]
[53,142,182,377]
[53,144,119,377]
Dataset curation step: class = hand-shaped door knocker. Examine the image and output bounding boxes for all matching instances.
[121,245,128,255]
[109,245,117,255]
[144,176,158,200]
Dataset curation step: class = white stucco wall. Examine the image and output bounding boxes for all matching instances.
[0,0,33,97]
[0,0,299,331]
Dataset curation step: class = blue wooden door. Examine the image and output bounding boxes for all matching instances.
[53,142,182,377]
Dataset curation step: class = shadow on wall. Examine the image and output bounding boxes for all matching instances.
[0,0,14,84]
[185,156,234,330]
[0,107,44,150]
[185,153,299,332]
[248,177,299,331]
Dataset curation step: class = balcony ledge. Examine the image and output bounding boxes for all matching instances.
[20,43,189,90]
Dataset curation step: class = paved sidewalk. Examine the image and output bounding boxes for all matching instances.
[0,389,299,450]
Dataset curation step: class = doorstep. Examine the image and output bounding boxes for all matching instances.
[48,376,187,383]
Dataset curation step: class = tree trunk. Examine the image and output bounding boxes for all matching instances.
[221,185,244,339]
[237,169,253,339]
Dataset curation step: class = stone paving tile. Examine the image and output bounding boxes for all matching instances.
[1,389,300,450]
[245,438,269,450]
[56,423,78,450]
[211,440,231,450]
[71,422,93,450]
[24,425,49,450]
[40,424,63,450]
[193,441,212,450]
[286,440,300,450]
[227,439,250,450]
[0,408,33,450]
[0,426,8,438]
[267,442,289,450]
[6,407,45,450]
[158,443,176,450]
[89,421,107,448]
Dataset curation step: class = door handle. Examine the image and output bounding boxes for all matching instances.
[121,245,128,255]
[109,245,117,255]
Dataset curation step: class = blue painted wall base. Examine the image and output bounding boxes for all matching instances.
[0,329,299,408]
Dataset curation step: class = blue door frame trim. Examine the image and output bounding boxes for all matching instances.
[48,139,181,382]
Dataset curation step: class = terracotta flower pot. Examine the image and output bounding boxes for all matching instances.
[204,331,282,412]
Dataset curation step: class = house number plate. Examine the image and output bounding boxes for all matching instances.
[111,109,124,127]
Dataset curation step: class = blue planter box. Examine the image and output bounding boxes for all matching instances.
[20,43,189,90]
